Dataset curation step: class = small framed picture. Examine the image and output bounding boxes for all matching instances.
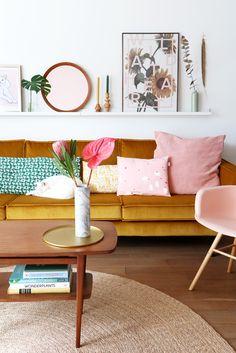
[122,33,179,112]
[0,65,22,112]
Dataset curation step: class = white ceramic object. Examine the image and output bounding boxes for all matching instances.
[74,185,90,238]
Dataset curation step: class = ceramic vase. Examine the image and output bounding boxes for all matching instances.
[74,185,90,238]
[191,90,198,112]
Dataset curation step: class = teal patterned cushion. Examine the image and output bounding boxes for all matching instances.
[0,157,80,194]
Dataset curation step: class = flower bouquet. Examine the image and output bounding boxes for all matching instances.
[52,138,116,238]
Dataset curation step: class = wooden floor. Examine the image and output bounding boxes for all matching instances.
[87,235,236,350]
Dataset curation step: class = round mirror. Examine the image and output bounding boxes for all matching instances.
[42,62,91,112]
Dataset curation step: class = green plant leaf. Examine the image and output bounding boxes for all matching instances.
[70,140,77,157]
[21,79,32,90]
[52,152,68,176]
[41,81,51,96]
[53,160,68,177]
[61,147,74,178]
[141,53,151,61]
[138,93,146,102]
[145,92,158,107]
[29,75,44,93]
[72,155,79,178]
[134,73,145,88]
[150,56,155,64]
[146,66,154,78]
[21,74,51,95]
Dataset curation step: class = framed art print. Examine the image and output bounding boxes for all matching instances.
[122,33,179,112]
[0,65,22,112]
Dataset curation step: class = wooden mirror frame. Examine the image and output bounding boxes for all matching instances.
[41,62,92,112]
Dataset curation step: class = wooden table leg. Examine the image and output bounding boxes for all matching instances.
[76,255,86,348]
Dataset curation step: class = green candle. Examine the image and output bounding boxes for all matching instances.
[106,75,109,94]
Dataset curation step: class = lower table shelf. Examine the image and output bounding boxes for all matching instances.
[0,272,92,302]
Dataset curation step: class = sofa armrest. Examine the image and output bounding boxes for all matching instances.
[219,159,236,185]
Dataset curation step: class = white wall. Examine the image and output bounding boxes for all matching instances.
[1,0,236,162]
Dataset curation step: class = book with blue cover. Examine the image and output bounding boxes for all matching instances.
[23,264,71,279]
[9,265,71,283]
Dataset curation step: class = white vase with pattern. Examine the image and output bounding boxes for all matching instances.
[74,185,90,238]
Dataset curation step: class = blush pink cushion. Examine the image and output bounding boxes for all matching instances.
[117,156,170,196]
[154,131,225,194]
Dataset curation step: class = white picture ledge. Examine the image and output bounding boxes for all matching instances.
[0,111,212,118]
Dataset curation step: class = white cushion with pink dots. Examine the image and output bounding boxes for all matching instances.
[117,156,170,196]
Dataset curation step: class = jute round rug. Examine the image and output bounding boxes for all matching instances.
[0,270,234,353]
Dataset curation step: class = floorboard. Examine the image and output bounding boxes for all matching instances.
[87,236,236,350]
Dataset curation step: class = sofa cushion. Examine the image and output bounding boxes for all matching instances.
[82,162,118,192]
[120,139,156,159]
[0,140,25,157]
[6,194,122,220]
[0,194,18,220]
[0,157,61,194]
[90,193,122,219]
[25,140,120,165]
[154,131,225,194]
[113,220,215,236]
[121,194,195,220]
[117,156,170,196]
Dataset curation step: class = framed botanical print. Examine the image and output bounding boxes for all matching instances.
[122,33,179,112]
[0,65,22,112]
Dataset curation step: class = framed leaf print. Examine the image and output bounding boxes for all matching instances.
[122,33,179,112]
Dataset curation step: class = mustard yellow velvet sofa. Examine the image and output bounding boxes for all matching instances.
[1,139,236,237]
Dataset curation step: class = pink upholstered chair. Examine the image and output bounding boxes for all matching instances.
[189,185,236,291]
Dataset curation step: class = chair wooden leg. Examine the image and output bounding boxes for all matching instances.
[227,238,236,273]
[189,233,223,291]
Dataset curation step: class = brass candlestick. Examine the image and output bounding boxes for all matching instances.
[95,76,101,112]
[104,92,111,112]
[95,103,102,112]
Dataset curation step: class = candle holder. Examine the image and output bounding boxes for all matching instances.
[104,93,111,112]
[95,103,102,112]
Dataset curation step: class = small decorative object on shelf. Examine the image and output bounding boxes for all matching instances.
[191,90,198,112]
[95,76,102,112]
[0,65,22,112]
[201,35,206,88]
[181,35,198,112]
[104,75,111,112]
[21,74,51,112]
[48,137,116,247]
[42,62,91,112]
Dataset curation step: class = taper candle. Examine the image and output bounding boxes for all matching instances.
[106,75,109,94]
[97,77,100,104]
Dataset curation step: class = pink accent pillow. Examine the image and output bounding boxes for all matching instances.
[154,131,225,194]
[117,156,170,196]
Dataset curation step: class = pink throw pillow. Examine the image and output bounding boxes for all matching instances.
[117,156,170,196]
[154,131,225,194]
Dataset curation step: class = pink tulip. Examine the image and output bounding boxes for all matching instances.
[82,137,116,169]
[52,140,69,159]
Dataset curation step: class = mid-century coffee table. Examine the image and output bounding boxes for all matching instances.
[0,220,117,348]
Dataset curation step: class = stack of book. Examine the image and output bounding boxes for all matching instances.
[8,264,72,294]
